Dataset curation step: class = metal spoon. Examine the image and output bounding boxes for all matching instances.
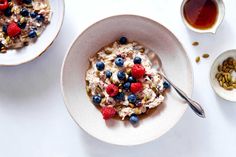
[146,51,206,118]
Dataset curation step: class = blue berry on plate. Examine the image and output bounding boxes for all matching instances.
[92,95,101,104]
[30,12,38,18]
[114,92,125,101]
[129,114,139,124]
[163,81,170,89]
[133,56,142,64]
[20,8,29,17]
[2,25,7,33]
[18,22,27,29]
[4,8,12,17]
[0,42,4,49]
[128,94,137,103]
[22,0,32,4]
[105,70,112,78]
[123,82,131,90]
[96,61,105,71]
[119,36,127,45]
[115,57,124,67]
[28,30,37,38]
[117,71,126,80]
[135,100,142,107]
[128,76,136,83]
[36,14,45,22]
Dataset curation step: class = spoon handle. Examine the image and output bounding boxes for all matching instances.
[162,75,206,118]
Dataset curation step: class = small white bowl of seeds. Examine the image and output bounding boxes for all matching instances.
[210,49,236,102]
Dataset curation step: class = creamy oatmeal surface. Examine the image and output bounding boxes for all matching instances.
[86,37,170,124]
[0,0,51,52]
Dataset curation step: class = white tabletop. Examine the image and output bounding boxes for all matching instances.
[0,0,236,156]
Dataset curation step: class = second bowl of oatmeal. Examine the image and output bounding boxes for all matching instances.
[0,0,64,66]
[61,15,193,146]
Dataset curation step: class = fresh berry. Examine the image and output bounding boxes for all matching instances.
[30,12,37,18]
[163,81,170,89]
[135,100,142,107]
[22,0,32,4]
[2,25,7,33]
[4,7,12,17]
[131,64,145,79]
[119,36,127,45]
[28,30,37,38]
[101,107,116,120]
[114,92,125,101]
[7,22,21,37]
[128,76,136,83]
[130,82,143,93]
[128,94,137,104]
[105,70,112,78]
[0,42,4,49]
[0,0,8,11]
[96,61,105,71]
[106,84,119,97]
[17,22,27,29]
[20,8,29,17]
[115,57,124,67]
[123,82,131,90]
[129,114,139,124]
[36,14,44,22]
[117,71,126,80]
[92,95,101,104]
[133,56,142,64]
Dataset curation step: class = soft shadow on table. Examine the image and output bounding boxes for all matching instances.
[79,109,210,157]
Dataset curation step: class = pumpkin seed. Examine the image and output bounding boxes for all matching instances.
[192,41,199,46]
[202,54,210,58]
[195,56,200,63]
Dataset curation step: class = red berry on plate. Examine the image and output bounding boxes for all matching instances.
[0,0,8,10]
[131,64,145,79]
[101,107,116,120]
[130,82,143,93]
[106,84,119,97]
[7,22,21,37]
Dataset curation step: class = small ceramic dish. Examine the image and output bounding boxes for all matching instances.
[180,0,225,34]
[61,15,193,146]
[0,0,65,66]
[210,49,236,102]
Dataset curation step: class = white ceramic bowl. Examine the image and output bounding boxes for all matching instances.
[210,49,236,102]
[0,0,65,66]
[61,15,193,146]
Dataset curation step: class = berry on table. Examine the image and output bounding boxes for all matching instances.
[130,82,143,93]
[101,107,116,120]
[92,95,101,104]
[28,30,37,38]
[115,57,124,67]
[106,84,119,97]
[0,0,8,11]
[2,25,8,33]
[163,81,170,89]
[22,0,32,4]
[105,70,112,78]
[96,61,105,71]
[131,64,145,79]
[4,7,12,17]
[133,56,142,64]
[7,22,21,37]
[17,21,27,29]
[30,12,38,18]
[129,114,139,124]
[20,8,29,17]
[119,36,128,45]
[123,82,131,90]
[114,92,125,101]
[117,71,126,80]
[36,14,45,22]
[128,76,136,83]
[128,94,137,104]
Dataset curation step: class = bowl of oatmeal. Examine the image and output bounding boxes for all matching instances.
[0,0,64,66]
[61,15,193,145]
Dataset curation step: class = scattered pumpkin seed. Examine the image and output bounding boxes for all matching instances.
[202,54,210,58]
[192,41,199,46]
[195,56,200,63]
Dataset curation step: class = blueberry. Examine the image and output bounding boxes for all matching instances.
[135,100,142,107]
[105,70,112,78]
[163,81,170,89]
[4,8,12,17]
[36,14,44,22]
[30,12,38,18]
[92,95,101,104]
[96,61,105,71]
[0,42,4,49]
[123,82,131,90]
[114,92,125,101]
[115,57,124,67]
[18,22,27,29]
[2,25,7,33]
[28,30,37,38]
[133,56,142,64]
[117,71,126,80]
[129,114,139,124]
[119,36,128,45]
[128,94,137,103]
[128,76,136,83]
[20,8,29,17]
[22,0,32,4]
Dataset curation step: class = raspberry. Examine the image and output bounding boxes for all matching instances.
[130,82,143,93]
[7,22,21,37]
[131,64,145,79]
[0,0,8,10]
[101,107,116,120]
[106,84,119,97]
